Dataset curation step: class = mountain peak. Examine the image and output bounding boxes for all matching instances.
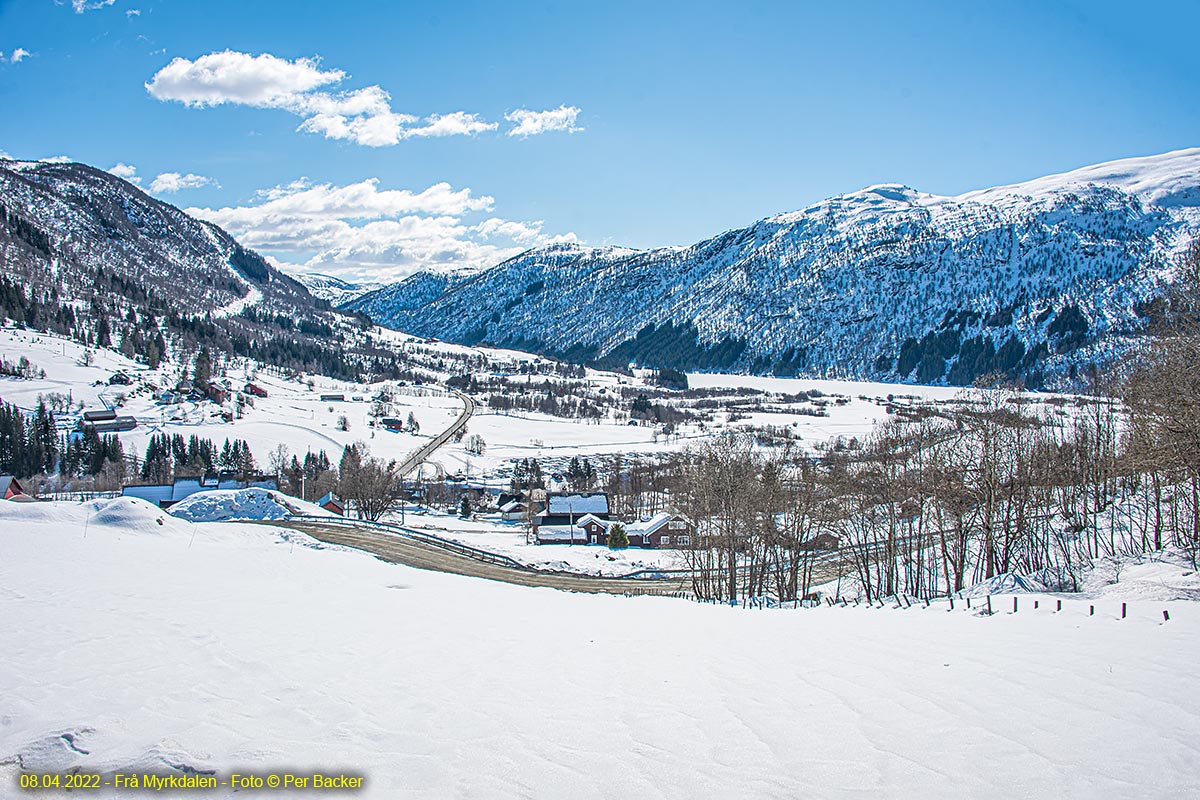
[957,147,1200,216]
[349,148,1200,388]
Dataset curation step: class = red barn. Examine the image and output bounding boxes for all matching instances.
[318,491,345,516]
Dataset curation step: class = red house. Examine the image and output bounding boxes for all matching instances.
[245,382,269,398]
[318,491,345,516]
[1,476,35,502]
[2,476,24,500]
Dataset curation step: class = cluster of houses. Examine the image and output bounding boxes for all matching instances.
[491,490,840,551]
[156,379,268,407]
[498,490,694,549]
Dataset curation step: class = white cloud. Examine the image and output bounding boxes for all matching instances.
[39,155,72,163]
[147,49,578,148]
[187,177,576,283]
[146,50,344,109]
[298,111,418,148]
[72,0,116,12]
[126,9,141,17]
[108,162,142,185]
[505,105,583,137]
[149,171,219,193]
[299,109,497,147]
[405,112,498,138]
[10,48,30,64]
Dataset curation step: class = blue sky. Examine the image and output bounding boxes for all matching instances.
[1,0,1197,282]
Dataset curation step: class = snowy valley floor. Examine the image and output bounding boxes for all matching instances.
[2,499,1199,799]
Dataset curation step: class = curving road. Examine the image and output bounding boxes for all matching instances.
[397,389,475,477]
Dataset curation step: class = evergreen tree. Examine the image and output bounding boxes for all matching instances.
[95,315,111,348]
[194,346,212,390]
[607,523,629,550]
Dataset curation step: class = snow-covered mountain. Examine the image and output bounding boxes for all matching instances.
[291,272,381,307]
[0,158,383,380]
[0,158,318,318]
[349,149,1200,388]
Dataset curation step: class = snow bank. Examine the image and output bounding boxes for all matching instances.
[955,551,1200,602]
[0,495,190,537]
[167,488,332,522]
[959,572,1050,598]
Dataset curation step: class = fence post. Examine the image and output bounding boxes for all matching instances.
[1089,605,1095,617]
[1057,599,1062,612]
[1013,597,1018,614]
[949,597,954,611]
[1121,603,1127,620]
[1163,610,1170,622]
[986,595,992,615]
[967,597,971,609]
[1034,600,1039,610]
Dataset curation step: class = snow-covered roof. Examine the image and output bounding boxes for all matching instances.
[576,513,607,528]
[500,500,526,513]
[627,512,673,536]
[546,493,608,515]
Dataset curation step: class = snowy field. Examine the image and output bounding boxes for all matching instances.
[3,498,1199,799]
[0,325,1084,486]
[0,326,459,468]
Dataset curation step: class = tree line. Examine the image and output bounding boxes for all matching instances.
[618,240,1200,602]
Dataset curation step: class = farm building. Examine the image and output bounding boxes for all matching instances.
[122,474,279,508]
[318,492,345,516]
[499,499,531,522]
[1,475,36,502]
[532,492,609,532]
[538,511,694,548]
[86,416,138,433]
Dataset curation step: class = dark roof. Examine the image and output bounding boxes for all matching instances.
[1,475,22,497]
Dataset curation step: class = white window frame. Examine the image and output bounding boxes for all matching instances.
[677,535,691,547]
[660,535,670,546]
[669,520,686,530]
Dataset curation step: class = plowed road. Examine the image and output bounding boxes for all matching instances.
[270,520,693,596]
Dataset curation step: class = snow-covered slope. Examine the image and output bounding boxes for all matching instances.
[350,148,1200,387]
[291,272,381,306]
[2,498,1199,798]
[0,159,317,319]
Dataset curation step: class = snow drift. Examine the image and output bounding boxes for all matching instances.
[167,487,331,522]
